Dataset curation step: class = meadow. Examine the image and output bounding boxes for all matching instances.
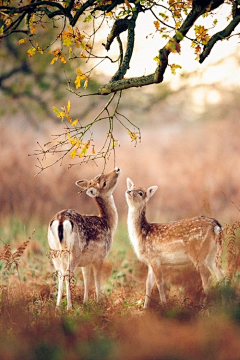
[0,116,240,360]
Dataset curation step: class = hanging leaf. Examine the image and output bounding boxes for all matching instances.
[70,148,77,159]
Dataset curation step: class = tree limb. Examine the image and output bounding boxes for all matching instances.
[99,0,221,94]
[199,3,240,63]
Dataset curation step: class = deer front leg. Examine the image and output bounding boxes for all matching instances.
[151,259,166,304]
[82,265,91,303]
[93,261,103,302]
[144,265,155,308]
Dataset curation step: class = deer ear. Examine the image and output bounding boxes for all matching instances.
[146,186,158,200]
[75,179,89,191]
[126,178,134,191]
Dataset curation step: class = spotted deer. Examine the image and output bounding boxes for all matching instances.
[126,178,225,308]
[48,167,121,309]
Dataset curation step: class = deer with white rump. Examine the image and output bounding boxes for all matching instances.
[126,178,225,308]
[48,167,121,309]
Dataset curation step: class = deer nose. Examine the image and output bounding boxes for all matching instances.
[115,167,121,173]
[127,190,131,194]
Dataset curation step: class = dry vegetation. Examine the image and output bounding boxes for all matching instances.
[0,115,240,359]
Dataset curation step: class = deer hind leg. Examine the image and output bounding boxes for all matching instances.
[56,271,64,307]
[197,264,212,295]
[52,257,64,307]
[93,261,103,302]
[150,259,166,304]
[144,265,155,308]
[206,249,225,282]
[82,265,91,303]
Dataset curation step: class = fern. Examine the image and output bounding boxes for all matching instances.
[224,221,240,282]
[0,239,30,272]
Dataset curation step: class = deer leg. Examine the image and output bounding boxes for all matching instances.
[82,265,91,303]
[56,271,64,307]
[144,265,155,308]
[151,260,166,303]
[93,261,103,302]
[198,264,212,295]
[206,251,225,282]
[65,269,73,310]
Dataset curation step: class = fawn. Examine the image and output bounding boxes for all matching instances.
[125,178,225,308]
[48,167,121,309]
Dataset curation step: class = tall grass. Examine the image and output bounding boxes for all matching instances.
[0,218,239,360]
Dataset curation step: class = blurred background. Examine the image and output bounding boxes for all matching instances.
[1,26,240,232]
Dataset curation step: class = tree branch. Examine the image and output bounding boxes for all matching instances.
[110,17,137,82]
[70,0,96,27]
[99,0,220,94]
[199,3,240,63]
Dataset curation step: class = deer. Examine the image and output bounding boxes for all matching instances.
[48,167,121,310]
[125,178,225,308]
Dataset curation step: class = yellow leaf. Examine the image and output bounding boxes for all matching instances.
[27,47,36,57]
[71,119,79,126]
[75,70,87,89]
[70,149,77,159]
[50,57,58,65]
[18,38,28,45]
[127,130,138,141]
[67,133,71,142]
[67,100,71,113]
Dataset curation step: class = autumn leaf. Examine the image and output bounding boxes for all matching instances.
[70,148,77,159]
[153,56,160,65]
[49,49,66,65]
[27,47,36,57]
[154,21,160,31]
[18,38,28,45]
[169,63,182,75]
[71,119,79,126]
[75,69,87,89]
[52,106,65,120]
[31,25,36,35]
[67,100,71,113]
[127,130,138,142]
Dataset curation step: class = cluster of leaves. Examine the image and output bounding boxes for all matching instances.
[34,93,140,173]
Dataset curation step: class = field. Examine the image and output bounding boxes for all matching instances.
[0,115,240,360]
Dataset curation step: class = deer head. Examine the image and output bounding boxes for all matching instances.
[76,167,121,198]
[126,178,158,211]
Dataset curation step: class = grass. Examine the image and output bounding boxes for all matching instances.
[0,218,239,360]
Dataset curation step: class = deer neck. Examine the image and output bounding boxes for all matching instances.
[128,205,148,241]
[95,195,118,234]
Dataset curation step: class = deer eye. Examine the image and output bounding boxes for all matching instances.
[138,191,143,196]
[103,181,107,188]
